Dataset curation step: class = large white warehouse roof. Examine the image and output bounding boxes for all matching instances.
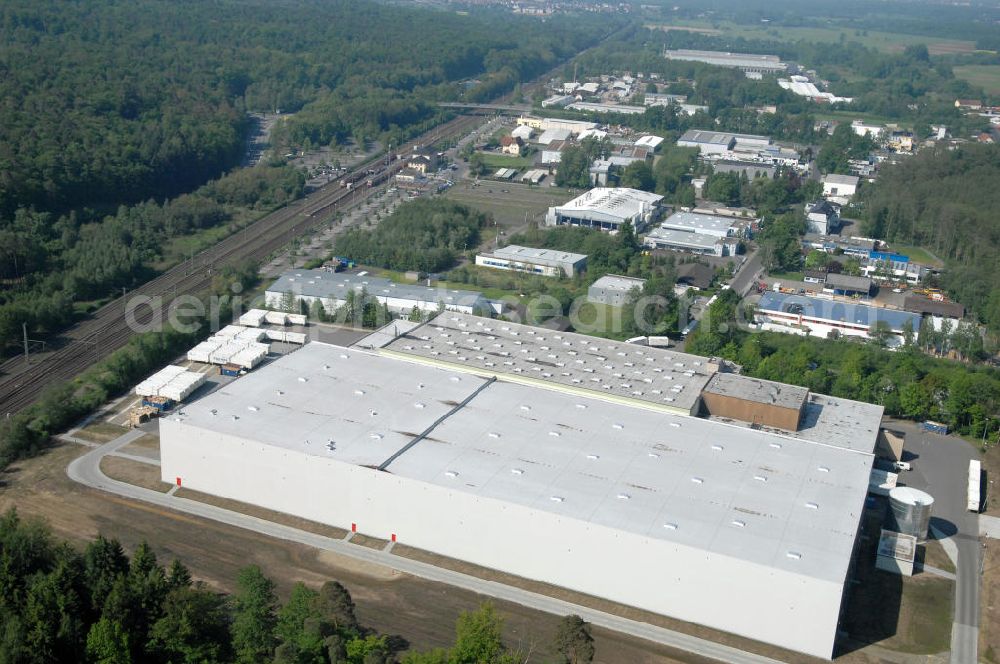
[664,49,787,72]
[486,244,587,268]
[163,313,885,659]
[171,341,873,586]
[660,211,738,237]
[550,187,663,224]
[382,312,712,414]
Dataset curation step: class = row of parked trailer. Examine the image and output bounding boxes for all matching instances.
[238,309,307,327]
[187,321,308,370]
[135,365,208,410]
[133,310,311,420]
[187,328,270,370]
[969,459,982,512]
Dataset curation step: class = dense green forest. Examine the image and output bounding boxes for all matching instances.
[0,0,608,217]
[0,166,305,351]
[335,200,487,273]
[688,291,1000,439]
[0,0,612,353]
[0,509,596,663]
[859,144,1000,337]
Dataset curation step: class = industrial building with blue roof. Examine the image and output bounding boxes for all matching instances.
[756,292,922,347]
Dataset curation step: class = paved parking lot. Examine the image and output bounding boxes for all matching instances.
[882,418,981,663]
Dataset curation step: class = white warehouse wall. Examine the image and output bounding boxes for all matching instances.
[161,419,845,658]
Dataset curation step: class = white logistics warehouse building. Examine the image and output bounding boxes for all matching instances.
[663,49,788,75]
[778,76,853,104]
[822,174,860,202]
[161,312,883,660]
[643,227,731,256]
[677,129,772,156]
[517,116,596,133]
[659,211,739,238]
[545,188,663,232]
[566,102,645,115]
[265,270,494,316]
[475,245,587,277]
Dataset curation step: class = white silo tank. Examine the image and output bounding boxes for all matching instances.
[888,486,934,542]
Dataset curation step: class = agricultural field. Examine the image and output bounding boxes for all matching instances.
[444,180,576,240]
[474,152,536,170]
[649,19,977,55]
[953,65,1000,96]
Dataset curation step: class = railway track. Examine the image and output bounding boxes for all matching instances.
[0,113,483,415]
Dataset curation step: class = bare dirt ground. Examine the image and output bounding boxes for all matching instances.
[0,440,704,663]
[99,456,172,493]
[173,487,350,540]
[74,422,129,443]
[121,433,160,453]
[349,534,390,551]
[444,182,580,253]
[921,539,957,574]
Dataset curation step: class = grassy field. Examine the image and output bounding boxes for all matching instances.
[444,181,575,242]
[100,456,173,493]
[648,19,977,55]
[889,576,954,654]
[954,65,1000,96]
[769,270,804,283]
[74,422,130,444]
[885,243,944,268]
[811,109,900,127]
[981,444,1000,516]
[474,153,535,170]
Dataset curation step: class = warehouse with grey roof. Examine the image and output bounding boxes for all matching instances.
[265,270,494,316]
[160,312,884,660]
[475,245,587,277]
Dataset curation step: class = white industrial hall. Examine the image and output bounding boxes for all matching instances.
[160,313,884,660]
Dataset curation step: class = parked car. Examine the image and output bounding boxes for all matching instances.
[893,461,912,472]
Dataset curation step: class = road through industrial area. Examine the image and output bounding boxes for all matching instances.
[889,419,981,664]
[68,430,782,664]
